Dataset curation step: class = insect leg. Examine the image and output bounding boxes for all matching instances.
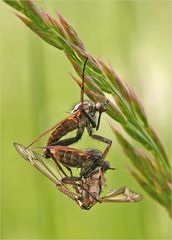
[61,163,100,184]
[50,155,68,177]
[89,133,112,146]
[90,135,111,159]
[49,136,81,147]
[62,176,82,182]
[86,125,112,158]
[61,178,101,204]
[102,143,111,159]
[81,166,100,179]
[63,164,73,176]
[82,110,96,128]
[47,127,85,147]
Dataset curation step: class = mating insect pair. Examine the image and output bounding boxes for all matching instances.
[14,143,142,210]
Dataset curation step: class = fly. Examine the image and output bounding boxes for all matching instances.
[14,143,142,210]
[41,144,114,183]
[27,57,112,159]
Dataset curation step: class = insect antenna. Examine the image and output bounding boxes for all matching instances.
[81,57,88,109]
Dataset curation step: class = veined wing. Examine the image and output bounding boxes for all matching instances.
[14,143,81,204]
[100,186,142,203]
[27,110,81,148]
[14,142,63,186]
[44,145,90,158]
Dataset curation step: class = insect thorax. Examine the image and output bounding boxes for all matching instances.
[71,101,96,118]
[80,149,104,169]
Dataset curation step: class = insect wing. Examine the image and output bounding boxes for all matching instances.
[44,145,90,158]
[100,186,142,203]
[27,110,81,148]
[14,143,62,186]
[14,143,85,206]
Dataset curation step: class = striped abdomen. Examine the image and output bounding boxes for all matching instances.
[50,148,86,167]
[47,117,79,146]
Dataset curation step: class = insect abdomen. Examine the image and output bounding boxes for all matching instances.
[50,149,83,167]
[47,119,78,145]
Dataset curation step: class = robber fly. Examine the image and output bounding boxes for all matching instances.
[42,144,114,183]
[27,57,112,159]
[14,143,142,210]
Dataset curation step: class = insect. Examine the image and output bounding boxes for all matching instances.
[42,145,114,183]
[14,143,142,210]
[78,169,142,209]
[27,57,112,159]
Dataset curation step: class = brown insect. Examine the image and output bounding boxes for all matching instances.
[42,145,114,183]
[27,57,112,159]
[14,143,142,210]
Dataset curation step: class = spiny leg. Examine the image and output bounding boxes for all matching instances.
[87,125,112,158]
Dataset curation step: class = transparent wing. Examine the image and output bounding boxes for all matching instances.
[14,142,97,208]
[14,142,63,186]
[43,145,89,155]
[100,186,142,203]
[27,110,81,148]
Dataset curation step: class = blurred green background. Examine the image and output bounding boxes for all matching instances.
[1,1,171,239]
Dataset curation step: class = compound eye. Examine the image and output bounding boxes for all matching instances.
[101,161,110,172]
[95,103,105,113]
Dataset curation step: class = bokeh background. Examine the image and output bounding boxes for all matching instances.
[1,0,171,239]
